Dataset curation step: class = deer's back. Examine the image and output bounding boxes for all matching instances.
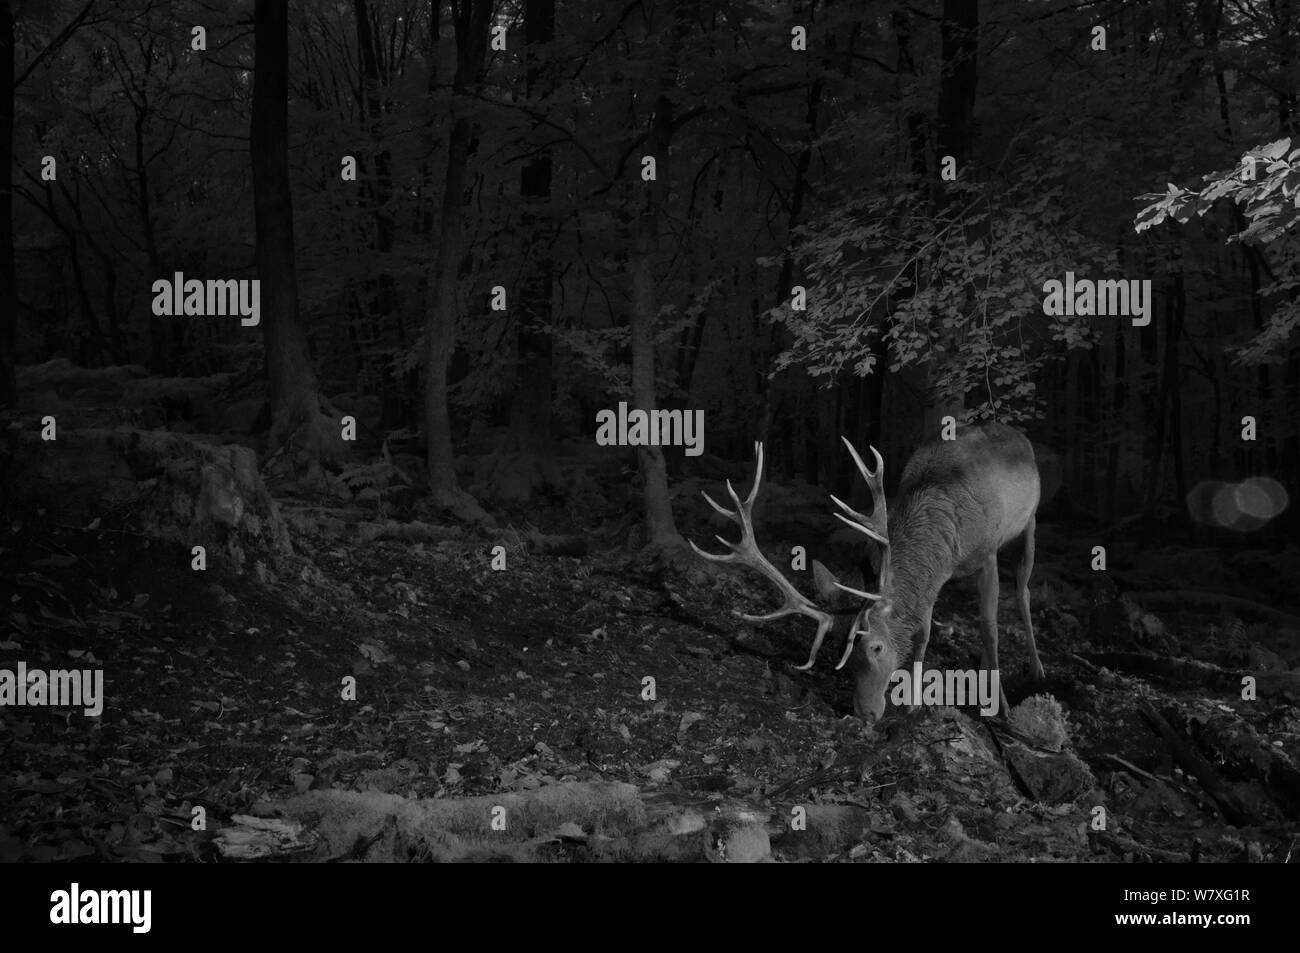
[898,423,1040,571]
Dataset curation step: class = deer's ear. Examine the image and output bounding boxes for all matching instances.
[811,559,839,601]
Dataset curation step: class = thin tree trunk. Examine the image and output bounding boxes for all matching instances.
[1105,333,1126,521]
[1170,270,1187,507]
[0,0,15,406]
[756,77,822,449]
[630,203,681,548]
[629,79,684,548]
[1147,278,1175,516]
[501,0,556,482]
[425,114,470,496]
[353,0,403,420]
[133,98,173,375]
[925,0,978,432]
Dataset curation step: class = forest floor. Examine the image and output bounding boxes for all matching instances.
[1,366,1298,861]
[3,478,1299,862]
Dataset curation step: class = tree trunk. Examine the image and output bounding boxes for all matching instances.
[0,0,14,406]
[494,0,557,501]
[926,0,979,431]
[1105,333,1126,521]
[627,71,686,550]
[421,0,493,519]
[252,0,325,464]
[425,114,471,496]
[134,98,173,375]
[630,203,682,549]
[507,196,554,447]
[755,77,822,453]
[353,0,404,425]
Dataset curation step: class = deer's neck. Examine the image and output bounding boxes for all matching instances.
[883,490,960,651]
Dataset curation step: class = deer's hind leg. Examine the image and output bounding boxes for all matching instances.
[1016,515,1044,681]
[976,555,1000,673]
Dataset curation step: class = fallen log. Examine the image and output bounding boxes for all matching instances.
[1079,651,1242,691]
[1129,589,1300,629]
[1137,701,1265,827]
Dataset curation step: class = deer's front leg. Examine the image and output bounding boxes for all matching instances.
[911,604,933,667]
[977,556,1011,717]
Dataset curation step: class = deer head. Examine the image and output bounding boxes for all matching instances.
[826,438,897,720]
[690,439,892,719]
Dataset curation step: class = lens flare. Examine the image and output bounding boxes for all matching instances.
[1189,477,1288,531]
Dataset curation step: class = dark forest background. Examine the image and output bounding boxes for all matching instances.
[2,0,1298,538]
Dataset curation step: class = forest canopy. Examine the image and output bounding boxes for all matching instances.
[2,0,1297,533]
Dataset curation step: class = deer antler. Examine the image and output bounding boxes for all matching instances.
[830,437,887,543]
[689,442,837,670]
[831,437,889,669]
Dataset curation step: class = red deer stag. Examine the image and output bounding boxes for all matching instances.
[691,423,1043,720]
